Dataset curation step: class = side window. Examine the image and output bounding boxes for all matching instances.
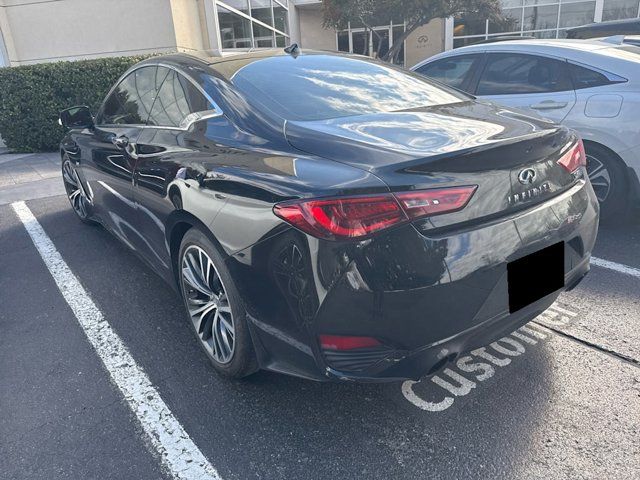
[415,55,480,90]
[477,54,572,96]
[147,71,214,128]
[98,66,166,125]
[568,63,623,90]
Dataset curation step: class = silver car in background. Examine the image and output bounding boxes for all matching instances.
[412,39,640,221]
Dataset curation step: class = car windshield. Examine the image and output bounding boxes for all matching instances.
[228,54,468,121]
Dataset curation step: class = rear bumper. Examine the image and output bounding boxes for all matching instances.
[239,179,599,382]
[324,254,590,382]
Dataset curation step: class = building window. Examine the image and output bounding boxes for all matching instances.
[523,5,560,31]
[251,0,273,27]
[218,5,253,49]
[452,0,640,48]
[253,22,275,47]
[336,21,407,66]
[602,0,640,20]
[559,1,597,29]
[216,0,289,50]
[273,2,288,34]
[337,31,349,52]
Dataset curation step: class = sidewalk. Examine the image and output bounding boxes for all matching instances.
[0,151,64,205]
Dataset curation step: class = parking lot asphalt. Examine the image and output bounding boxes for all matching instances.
[1,189,639,479]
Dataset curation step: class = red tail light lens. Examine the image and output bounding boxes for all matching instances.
[557,139,587,173]
[319,335,382,351]
[395,186,477,219]
[273,194,405,240]
[273,186,477,240]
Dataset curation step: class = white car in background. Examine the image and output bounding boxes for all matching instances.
[412,39,640,221]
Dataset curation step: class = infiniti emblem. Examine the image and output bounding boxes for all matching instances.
[518,168,537,185]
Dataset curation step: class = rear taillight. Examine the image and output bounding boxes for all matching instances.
[273,186,477,240]
[557,139,587,173]
[273,194,405,240]
[395,186,478,220]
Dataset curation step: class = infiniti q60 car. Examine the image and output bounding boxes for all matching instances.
[59,49,599,382]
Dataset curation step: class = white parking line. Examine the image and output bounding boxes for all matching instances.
[11,201,220,480]
[591,256,640,279]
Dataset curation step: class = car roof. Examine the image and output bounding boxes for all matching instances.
[445,38,616,54]
[135,50,287,78]
[137,49,366,81]
[188,49,288,65]
[412,38,640,87]
[412,38,640,70]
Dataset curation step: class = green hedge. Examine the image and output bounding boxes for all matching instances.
[0,56,148,152]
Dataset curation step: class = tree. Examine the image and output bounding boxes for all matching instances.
[322,0,504,63]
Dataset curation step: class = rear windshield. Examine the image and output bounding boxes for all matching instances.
[618,45,640,57]
[601,45,640,62]
[228,54,467,121]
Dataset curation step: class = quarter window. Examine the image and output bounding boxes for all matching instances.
[568,63,627,89]
[477,54,572,95]
[415,55,481,90]
[147,70,214,128]
[569,64,610,89]
[98,66,166,125]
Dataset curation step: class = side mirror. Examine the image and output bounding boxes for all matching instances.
[59,106,94,129]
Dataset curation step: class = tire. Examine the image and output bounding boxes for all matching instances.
[61,154,96,225]
[585,143,628,223]
[178,228,258,379]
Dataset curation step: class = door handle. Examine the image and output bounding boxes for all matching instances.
[111,135,129,149]
[530,101,568,110]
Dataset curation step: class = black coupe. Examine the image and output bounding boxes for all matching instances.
[59,49,599,382]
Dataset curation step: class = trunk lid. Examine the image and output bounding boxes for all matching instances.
[285,101,578,227]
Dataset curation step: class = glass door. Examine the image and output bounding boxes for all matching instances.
[371,28,390,60]
[337,24,405,65]
[351,30,370,56]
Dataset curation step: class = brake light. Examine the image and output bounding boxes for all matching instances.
[273,194,405,240]
[395,186,478,219]
[319,335,382,351]
[273,186,477,240]
[557,139,587,173]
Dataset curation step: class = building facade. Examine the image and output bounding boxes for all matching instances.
[452,0,640,47]
[0,0,638,69]
[0,0,443,68]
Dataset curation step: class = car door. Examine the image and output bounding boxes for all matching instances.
[413,54,485,93]
[132,68,227,278]
[81,65,168,247]
[473,52,576,123]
